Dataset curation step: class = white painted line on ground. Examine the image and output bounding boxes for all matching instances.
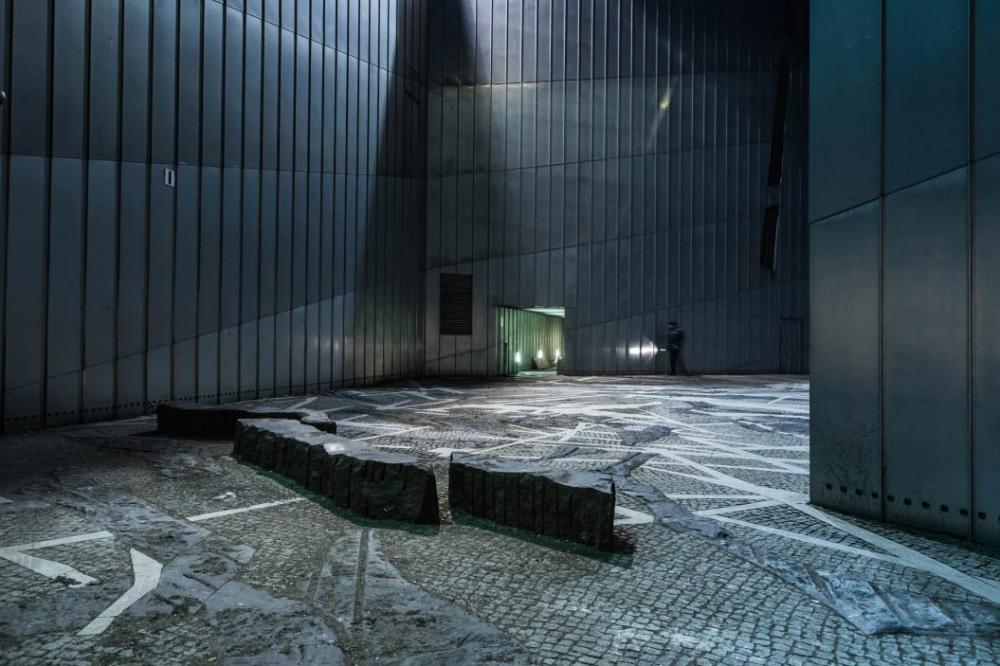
[712,516,904,566]
[430,447,467,458]
[667,494,764,501]
[0,530,114,587]
[185,498,305,523]
[614,506,655,526]
[0,549,99,587]
[78,549,162,636]
[0,496,11,503]
[649,448,1000,605]
[793,501,1000,604]
[356,426,429,441]
[288,396,319,410]
[2,530,114,552]
[695,500,783,517]
[708,463,809,475]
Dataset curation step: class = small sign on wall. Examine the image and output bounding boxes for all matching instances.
[163,167,176,188]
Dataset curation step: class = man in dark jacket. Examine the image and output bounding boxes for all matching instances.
[667,321,686,376]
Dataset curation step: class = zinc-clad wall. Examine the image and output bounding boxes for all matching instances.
[0,0,428,433]
[809,0,1000,545]
[423,0,808,377]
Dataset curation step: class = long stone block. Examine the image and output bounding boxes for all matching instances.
[235,419,440,525]
[157,402,337,439]
[449,454,616,551]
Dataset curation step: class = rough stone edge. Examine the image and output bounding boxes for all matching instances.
[449,453,615,551]
[157,402,337,439]
[235,418,440,526]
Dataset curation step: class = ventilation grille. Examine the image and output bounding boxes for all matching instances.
[440,273,473,336]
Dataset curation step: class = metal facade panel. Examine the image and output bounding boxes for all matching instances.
[85,161,118,370]
[174,166,200,341]
[9,2,49,157]
[89,0,121,161]
[121,1,151,163]
[178,0,203,165]
[260,170,278,314]
[52,0,87,159]
[5,157,47,423]
[977,0,1000,158]
[148,169,175,352]
[221,169,243,328]
[241,171,262,322]
[203,1,225,166]
[244,16,263,169]
[974,154,1000,542]
[809,203,882,520]
[151,0,179,164]
[884,168,970,537]
[884,0,969,193]
[47,158,85,382]
[117,163,148,372]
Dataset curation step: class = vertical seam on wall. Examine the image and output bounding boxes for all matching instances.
[256,3,265,399]
[236,5,246,399]
[194,0,205,401]
[300,13,308,392]
[169,0,180,402]
[271,9,280,395]
[42,0,55,427]
[79,0,92,421]
[216,0,227,404]
[879,0,887,523]
[143,0,154,411]
[968,0,976,541]
[112,0,124,418]
[0,0,11,432]
[319,0,326,391]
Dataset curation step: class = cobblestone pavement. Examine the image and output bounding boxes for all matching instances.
[2,373,1000,664]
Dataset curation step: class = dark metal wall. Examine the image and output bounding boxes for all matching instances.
[423,0,809,376]
[0,0,428,433]
[810,0,1000,545]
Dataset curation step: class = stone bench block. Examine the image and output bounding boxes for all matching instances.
[449,454,615,551]
[157,402,337,439]
[235,419,440,525]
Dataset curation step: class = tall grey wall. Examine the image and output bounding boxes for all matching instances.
[810,0,1000,545]
[422,0,809,377]
[0,0,428,433]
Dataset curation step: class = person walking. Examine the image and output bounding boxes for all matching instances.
[667,321,686,376]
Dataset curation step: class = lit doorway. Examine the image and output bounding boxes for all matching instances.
[496,307,565,376]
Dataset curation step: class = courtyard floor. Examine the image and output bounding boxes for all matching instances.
[2,374,1000,664]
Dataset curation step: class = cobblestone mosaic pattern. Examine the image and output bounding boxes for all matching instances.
[2,374,1000,664]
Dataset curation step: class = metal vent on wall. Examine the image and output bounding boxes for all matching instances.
[440,274,473,336]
